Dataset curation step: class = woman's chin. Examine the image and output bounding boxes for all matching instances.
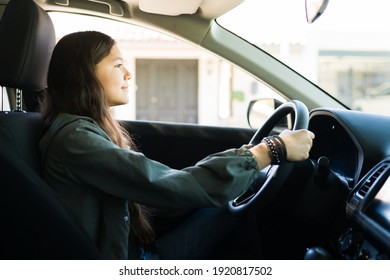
[110,99,129,107]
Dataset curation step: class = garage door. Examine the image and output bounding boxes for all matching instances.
[136,59,198,123]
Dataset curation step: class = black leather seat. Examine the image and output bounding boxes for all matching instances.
[0,111,42,174]
[0,0,102,259]
[0,0,54,173]
[0,143,102,259]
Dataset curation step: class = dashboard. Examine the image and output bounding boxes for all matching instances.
[345,159,390,259]
[307,108,390,259]
[309,111,362,189]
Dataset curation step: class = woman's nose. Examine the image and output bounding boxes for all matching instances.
[124,67,131,80]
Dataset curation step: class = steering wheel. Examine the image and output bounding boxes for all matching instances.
[229,100,310,214]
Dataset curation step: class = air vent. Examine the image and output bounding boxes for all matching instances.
[357,165,388,198]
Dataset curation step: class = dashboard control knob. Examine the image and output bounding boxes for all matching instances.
[304,247,332,259]
[339,231,353,253]
[339,228,362,259]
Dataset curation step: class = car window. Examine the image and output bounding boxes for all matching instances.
[49,12,285,128]
[218,0,390,116]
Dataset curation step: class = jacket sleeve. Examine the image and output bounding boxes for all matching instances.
[47,119,260,209]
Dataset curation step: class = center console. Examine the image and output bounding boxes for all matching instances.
[342,159,390,259]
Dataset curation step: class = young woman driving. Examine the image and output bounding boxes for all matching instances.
[39,31,315,259]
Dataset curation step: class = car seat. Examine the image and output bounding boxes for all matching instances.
[0,0,102,259]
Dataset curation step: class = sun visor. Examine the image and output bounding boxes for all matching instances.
[139,0,202,16]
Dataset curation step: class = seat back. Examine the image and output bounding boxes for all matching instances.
[0,111,42,174]
[0,0,102,259]
[0,142,103,259]
[0,0,55,173]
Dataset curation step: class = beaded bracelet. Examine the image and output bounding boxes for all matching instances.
[273,135,287,162]
[261,136,287,165]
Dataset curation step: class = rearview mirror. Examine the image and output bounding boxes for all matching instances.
[305,0,329,23]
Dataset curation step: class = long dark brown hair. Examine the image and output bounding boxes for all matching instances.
[40,31,155,246]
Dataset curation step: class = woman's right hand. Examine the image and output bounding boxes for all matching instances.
[278,129,315,161]
[249,129,315,170]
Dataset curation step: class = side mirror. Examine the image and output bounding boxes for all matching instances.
[247,98,291,130]
[305,0,329,23]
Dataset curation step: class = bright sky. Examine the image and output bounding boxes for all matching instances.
[219,0,390,44]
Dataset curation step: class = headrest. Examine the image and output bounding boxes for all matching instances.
[0,0,56,91]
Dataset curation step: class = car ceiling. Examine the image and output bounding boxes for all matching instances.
[0,0,243,49]
[29,0,244,20]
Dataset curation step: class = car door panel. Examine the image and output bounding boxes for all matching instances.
[121,120,255,169]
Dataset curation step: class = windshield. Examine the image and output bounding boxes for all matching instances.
[218,0,390,116]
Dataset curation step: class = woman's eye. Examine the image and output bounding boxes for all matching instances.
[115,64,123,68]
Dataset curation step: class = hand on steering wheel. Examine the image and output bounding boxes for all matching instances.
[229,100,313,214]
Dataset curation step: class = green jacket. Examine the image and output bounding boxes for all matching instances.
[39,113,259,259]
